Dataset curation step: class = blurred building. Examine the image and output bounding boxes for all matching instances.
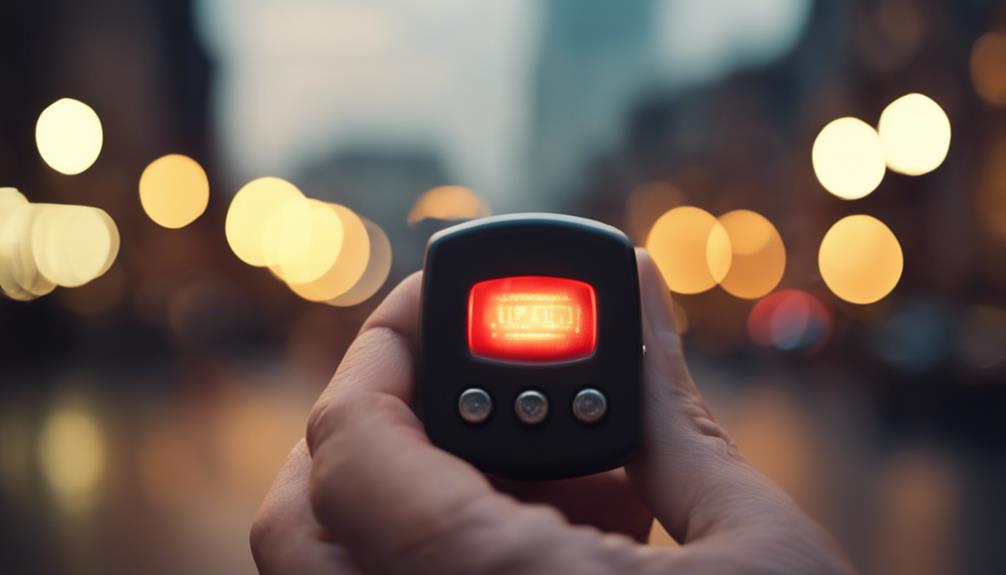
[526,0,658,208]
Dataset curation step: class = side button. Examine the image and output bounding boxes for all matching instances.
[459,388,493,424]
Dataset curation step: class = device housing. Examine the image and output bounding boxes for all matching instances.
[419,213,642,479]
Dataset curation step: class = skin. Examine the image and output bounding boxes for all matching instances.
[250,250,857,575]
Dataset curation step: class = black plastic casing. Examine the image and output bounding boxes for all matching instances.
[419,213,642,480]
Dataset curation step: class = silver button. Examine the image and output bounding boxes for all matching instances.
[458,388,492,424]
[514,390,549,425]
[572,388,607,424]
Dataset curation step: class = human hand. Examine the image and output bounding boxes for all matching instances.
[250,250,856,574]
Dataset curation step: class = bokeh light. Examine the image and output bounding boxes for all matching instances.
[0,187,27,214]
[328,218,393,307]
[812,117,886,200]
[225,177,306,266]
[0,189,39,300]
[285,203,371,302]
[748,290,831,352]
[2,199,120,299]
[971,33,1006,107]
[0,203,56,301]
[818,215,903,304]
[877,93,951,176]
[713,209,786,299]
[32,203,120,288]
[35,98,103,175]
[646,206,731,294]
[39,404,106,508]
[139,154,211,229]
[273,199,344,284]
[406,185,490,224]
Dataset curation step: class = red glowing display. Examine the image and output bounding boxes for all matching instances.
[468,276,597,362]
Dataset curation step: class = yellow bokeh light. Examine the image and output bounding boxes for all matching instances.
[713,210,786,299]
[878,93,951,176]
[812,117,886,200]
[139,154,210,229]
[39,405,106,507]
[32,204,120,288]
[329,218,393,307]
[971,33,1006,107]
[275,200,345,284]
[0,187,27,215]
[225,177,305,266]
[35,98,103,175]
[819,215,903,304]
[261,195,314,269]
[1,194,119,299]
[407,185,490,224]
[646,206,732,294]
[286,204,371,302]
[0,189,32,300]
[0,203,56,301]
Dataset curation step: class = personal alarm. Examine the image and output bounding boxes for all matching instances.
[418,213,642,479]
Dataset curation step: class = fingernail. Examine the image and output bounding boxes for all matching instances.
[636,250,678,336]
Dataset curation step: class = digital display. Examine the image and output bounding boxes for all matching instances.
[467,276,596,362]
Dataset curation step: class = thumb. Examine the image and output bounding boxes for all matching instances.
[626,249,805,543]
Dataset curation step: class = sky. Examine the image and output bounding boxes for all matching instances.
[196,0,811,209]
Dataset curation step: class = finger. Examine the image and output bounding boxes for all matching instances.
[626,249,809,543]
[251,440,363,574]
[491,469,653,542]
[304,274,527,573]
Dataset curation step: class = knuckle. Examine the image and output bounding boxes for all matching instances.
[307,461,338,527]
[305,398,337,453]
[305,391,366,454]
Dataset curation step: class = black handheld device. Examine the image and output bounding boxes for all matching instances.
[418,213,642,479]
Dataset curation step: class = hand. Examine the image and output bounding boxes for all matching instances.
[250,250,856,574]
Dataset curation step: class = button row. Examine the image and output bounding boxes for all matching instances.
[457,387,607,425]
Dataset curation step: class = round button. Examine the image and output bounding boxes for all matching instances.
[514,390,549,425]
[572,388,607,424]
[458,388,493,424]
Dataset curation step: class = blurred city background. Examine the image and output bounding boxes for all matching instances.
[2,0,1006,573]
